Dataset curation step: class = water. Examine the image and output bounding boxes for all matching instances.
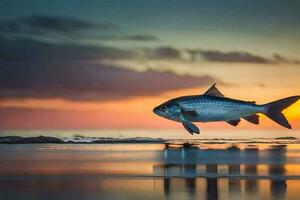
[0,143,300,200]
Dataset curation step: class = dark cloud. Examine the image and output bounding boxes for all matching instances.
[0,21,21,34]
[97,34,158,42]
[144,47,181,59]
[188,50,272,63]
[0,62,215,101]
[21,15,117,33]
[0,15,117,35]
[139,46,299,64]
[273,53,300,64]
[0,38,216,101]
[186,49,300,64]
[0,15,159,43]
[0,37,136,62]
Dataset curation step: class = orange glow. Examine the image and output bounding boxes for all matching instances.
[284,100,300,120]
[0,86,299,129]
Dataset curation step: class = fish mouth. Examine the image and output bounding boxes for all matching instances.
[153,107,164,117]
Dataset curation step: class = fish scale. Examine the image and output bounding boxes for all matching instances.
[174,95,261,122]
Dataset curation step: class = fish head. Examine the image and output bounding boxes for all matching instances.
[153,101,181,121]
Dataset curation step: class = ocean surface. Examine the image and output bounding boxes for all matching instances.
[1,140,300,200]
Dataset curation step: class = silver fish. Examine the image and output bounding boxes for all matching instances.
[153,84,300,135]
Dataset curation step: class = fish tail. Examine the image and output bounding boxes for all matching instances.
[262,96,300,129]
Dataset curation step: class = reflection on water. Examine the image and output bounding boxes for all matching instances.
[0,143,300,199]
[154,144,288,200]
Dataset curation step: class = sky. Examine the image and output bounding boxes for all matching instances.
[0,0,300,138]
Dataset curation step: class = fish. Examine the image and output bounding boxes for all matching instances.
[153,84,300,135]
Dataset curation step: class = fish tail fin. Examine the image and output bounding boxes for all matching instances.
[262,96,300,129]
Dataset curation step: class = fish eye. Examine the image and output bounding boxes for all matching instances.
[160,106,167,111]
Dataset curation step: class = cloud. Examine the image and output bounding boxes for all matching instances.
[96,34,158,42]
[0,38,216,101]
[2,32,298,103]
[2,15,297,64]
[272,53,300,64]
[188,49,272,63]
[186,49,300,64]
[0,15,158,43]
[0,62,215,101]
[0,15,117,35]
[143,47,181,59]
[21,15,117,33]
[0,37,136,62]
[139,47,299,64]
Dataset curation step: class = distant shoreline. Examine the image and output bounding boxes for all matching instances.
[0,135,299,144]
[0,136,164,144]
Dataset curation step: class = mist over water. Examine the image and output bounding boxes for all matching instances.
[0,141,300,200]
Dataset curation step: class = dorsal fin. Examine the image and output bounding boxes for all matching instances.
[203,83,224,97]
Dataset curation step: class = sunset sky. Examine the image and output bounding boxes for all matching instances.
[0,0,300,137]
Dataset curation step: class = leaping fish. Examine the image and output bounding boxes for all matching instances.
[153,84,300,135]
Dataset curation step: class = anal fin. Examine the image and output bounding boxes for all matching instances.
[226,119,241,126]
[243,114,259,125]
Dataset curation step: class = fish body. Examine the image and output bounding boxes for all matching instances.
[153,84,300,135]
[168,95,263,122]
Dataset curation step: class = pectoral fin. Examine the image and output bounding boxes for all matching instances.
[226,119,241,126]
[181,109,199,118]
[243,114,259,124]
[182,122,200,135]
